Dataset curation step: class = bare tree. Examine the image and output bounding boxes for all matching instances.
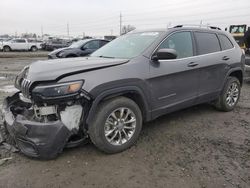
[121,25,136,35]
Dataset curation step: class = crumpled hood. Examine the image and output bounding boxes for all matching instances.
[26,57,129,82]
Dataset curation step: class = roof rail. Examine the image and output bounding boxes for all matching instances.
[173,24,221,30]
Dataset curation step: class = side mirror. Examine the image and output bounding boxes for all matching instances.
[81,47,86,51]
[152,48,177,61]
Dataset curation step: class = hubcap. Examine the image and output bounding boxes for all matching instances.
[104,107,136,146]
[226,82,239,107]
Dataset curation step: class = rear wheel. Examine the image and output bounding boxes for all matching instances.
[30,46,38,52]
[89,97,142,153]
[214,76,241,111]
[3,46,11,52]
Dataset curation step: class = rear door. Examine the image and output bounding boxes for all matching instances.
[149,31,199,116]
[193,31,229,103]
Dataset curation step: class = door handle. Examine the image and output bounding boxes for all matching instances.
[222,56,230,61]
[187,62,199,67]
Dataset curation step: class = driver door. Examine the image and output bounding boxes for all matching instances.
[149,31,200,116]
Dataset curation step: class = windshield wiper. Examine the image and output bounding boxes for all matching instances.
[98,55,115,59]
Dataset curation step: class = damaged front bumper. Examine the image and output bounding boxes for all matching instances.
[1,92,86,159]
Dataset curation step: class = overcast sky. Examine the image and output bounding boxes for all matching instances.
[0,0,250,37]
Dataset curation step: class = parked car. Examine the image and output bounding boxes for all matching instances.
[42,38,72,51]
[48,39,109,59]
[1,26,245,159]
[0,38,41,52]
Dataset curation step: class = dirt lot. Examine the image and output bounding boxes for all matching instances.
[0,52,250,188]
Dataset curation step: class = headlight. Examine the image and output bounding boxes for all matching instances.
[57,51,64,57]
[32,81,83,98]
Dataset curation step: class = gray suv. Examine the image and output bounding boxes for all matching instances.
[1,26,245,159]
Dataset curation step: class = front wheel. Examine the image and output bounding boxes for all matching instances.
[89,97,142,153]
[214,76,241,111]
[3,46,11,52]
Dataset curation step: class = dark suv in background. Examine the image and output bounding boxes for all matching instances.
[1,25,245,159]
[48,39,109,59]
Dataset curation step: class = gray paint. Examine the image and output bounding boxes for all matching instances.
[22,27,245,121]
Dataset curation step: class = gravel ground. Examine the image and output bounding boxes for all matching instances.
[0,52,250,188]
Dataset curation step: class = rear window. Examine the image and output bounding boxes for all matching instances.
[194,32,221,55]
[218,34,234,50]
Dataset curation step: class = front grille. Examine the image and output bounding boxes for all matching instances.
[21,78,31,98]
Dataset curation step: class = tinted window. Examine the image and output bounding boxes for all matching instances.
[84,40,99,49]
[99,40,109,47]
[218,34,234,50]
[14,39,26,43]
[158,32,193,59]
[195,32,221,55]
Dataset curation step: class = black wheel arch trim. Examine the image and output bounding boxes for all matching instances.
[3,45,11,50]
[86,83,152,126]
[224,67,244,86]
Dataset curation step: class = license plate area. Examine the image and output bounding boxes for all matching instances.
[34,105,57,117]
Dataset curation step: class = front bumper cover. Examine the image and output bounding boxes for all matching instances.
[2,93,71,159]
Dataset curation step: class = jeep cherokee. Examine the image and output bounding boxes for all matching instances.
[1,26,245,159]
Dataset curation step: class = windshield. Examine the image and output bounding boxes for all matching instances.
[91,32,161,59]
[69,40,88,48]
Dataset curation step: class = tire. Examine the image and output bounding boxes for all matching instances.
[89,97,143,154]
[30,46,38,52]
[3,46,11,52]
[214,76,241,111]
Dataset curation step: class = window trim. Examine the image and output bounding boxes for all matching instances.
[151,30,236,62]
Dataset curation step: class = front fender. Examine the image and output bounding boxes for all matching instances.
[86,85,152,125]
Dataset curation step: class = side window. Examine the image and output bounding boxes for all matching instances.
[15,39,26,43]
[99,40,109,47]
[158,32,193,59]
[194,32,221,55]
[218,34,234,50]
[84,40,100,49]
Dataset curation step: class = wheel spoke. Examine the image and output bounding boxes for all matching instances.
[111,112,118,120]
[118,131,122,144]
[124,125,135,130]
[109,130,118,142]
[106,119,114,125]
[105,128,116,137]
[124,109,131,121]
[122,129,129,140]
[120,108,125,119]
[124,117,136,124]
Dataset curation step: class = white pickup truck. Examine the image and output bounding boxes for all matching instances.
[0,38,42,52]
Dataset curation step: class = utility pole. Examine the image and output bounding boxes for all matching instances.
[67,22,69,37]
[167,22,171,29]
[41,25,43,39]
[119,12,122,36]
